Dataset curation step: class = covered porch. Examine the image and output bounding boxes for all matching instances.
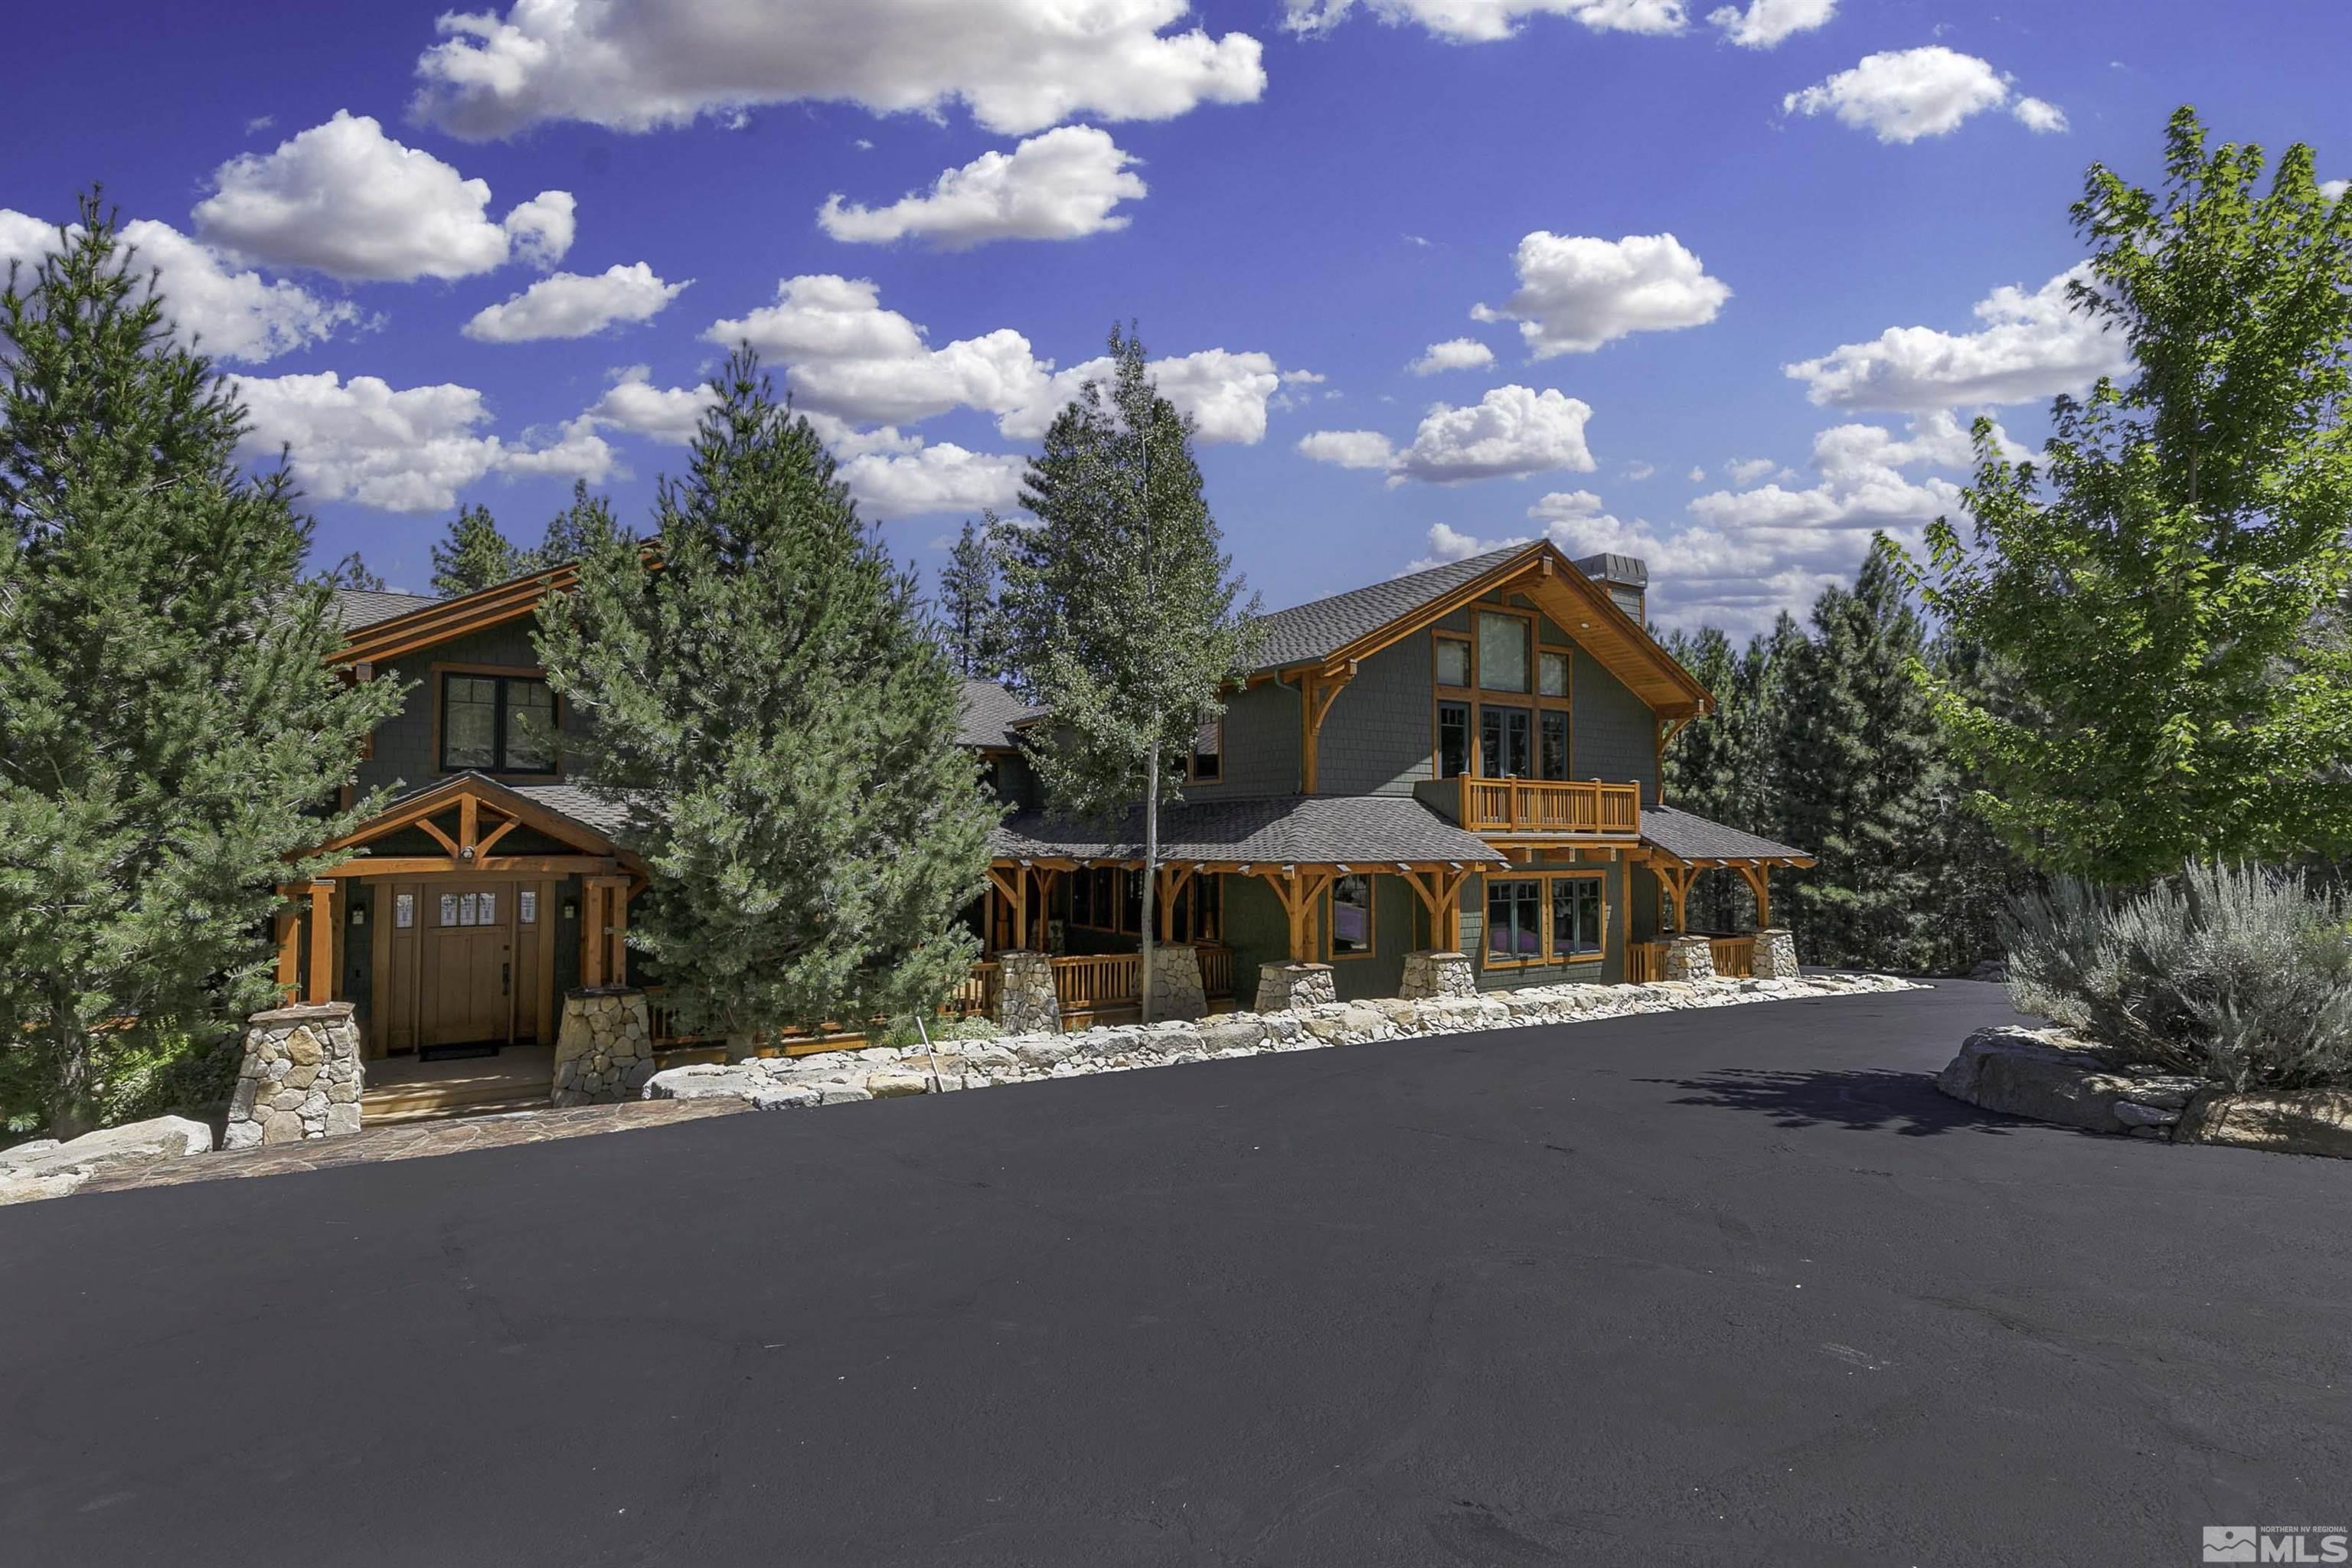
[1626,804,1816,981]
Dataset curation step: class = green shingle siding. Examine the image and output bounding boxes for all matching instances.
[1187,680,1300,796]
[1314,633,1432,797]
[1569,647,1657,805]
[354,621,591,799]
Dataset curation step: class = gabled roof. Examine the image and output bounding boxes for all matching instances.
[328,586,443,632]
[1253,547,1524,671]
[1640,804,1813,867]
[335,563,580,667]
[958,680,1047,750]
[1247,541,1713,719]
[320,771,646,872]
[994,793,1508,869]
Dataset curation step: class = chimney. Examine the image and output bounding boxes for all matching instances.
[1574,552,1648,625]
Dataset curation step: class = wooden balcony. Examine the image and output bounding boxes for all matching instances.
[1455,776,1641,836]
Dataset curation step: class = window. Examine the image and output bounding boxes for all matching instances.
[1436,635,1472,689]
[1486,879,1541,964]
[439,671,557,775]
[1550,877,1603,959]
[1187,716,1223,783]
[1328,874,1374,958]
[1540,710,1570,781]
[1478,612,1529,693]
[1483,871,1608,968]
[1480,706,1531,778]
[1438,701,1472,779]
[1539,648,1570,698]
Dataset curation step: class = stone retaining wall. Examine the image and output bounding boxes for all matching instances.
[995,950,1060,1035]
[648,971,1921,1113]
[226,1002,364,1149]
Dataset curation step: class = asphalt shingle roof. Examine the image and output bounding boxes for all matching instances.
[507,782,644,841]
[993,793,1507,867]
[1639,804,1811,864]
[1248,547,1525,672]
[957,680,1048,750]
[328,586,443,632]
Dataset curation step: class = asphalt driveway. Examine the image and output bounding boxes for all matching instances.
[3,980,2345,1566]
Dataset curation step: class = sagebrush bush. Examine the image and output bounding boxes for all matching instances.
[2001,861,2352,1090]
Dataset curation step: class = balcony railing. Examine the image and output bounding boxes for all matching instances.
[1457,776,1641,835]
[1628,933,1756,982]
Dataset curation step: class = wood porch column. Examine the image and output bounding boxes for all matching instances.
[1258,867,1336,961]
[1156,864,1195,943]
[606,878,630,986]
[580,880,606,988]
[1734,861,1772,930]
[305,880,335,1004]
[275,887,302,1001]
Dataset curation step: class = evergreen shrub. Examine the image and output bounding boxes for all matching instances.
[2001,862,2352,1090]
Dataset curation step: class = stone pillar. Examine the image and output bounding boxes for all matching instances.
[551,987,656,1106]
[1145,942,1207,1021]
[1255,961,1337,1014]
[995,949,1061,1035]
[227,1002,364,1150]
[1661,934,1717,982]
[1750,928,1800,981]
[1399,950,1475,1000]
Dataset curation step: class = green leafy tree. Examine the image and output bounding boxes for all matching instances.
[0,200,403,1135]
[998,326,1259,1019]
[1775,547,1949,970]
[937,514,1008,680]
[429,502,526,596]
[1911,107,2352,882]
[535,348,996,1042]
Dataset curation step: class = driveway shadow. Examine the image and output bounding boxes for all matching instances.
[1640,1067,2024,1137]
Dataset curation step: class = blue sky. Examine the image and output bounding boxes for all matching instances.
[4,0,2347,633]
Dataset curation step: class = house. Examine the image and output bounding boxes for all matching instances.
[279,538,1808,1067]
[976,540,1812,1014]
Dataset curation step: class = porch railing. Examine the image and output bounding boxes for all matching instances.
[952,943,1236,1021]
[1629,933,1756,982]
[1457,776,1640,835]
[645,986,724,1050]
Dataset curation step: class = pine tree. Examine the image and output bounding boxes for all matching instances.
[0,200,405,1135]
[429,502,525,596]
[937,515,1007,680]
[1914,108,2352,880]
[325,551,387,592]
[1774,547,1947,970]
[534,348,997,1041]
[998,326,1260,1019]
[538,479,626,567]
[1661,626,1744,930]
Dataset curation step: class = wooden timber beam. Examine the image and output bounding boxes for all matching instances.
[1734,861,1772,930]
[274,888,302,1001]
[305,880,335,1004]
[1285,663,1356,795]
[315,854,620,879]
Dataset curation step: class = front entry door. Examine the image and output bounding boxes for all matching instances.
[423,884,514,1047]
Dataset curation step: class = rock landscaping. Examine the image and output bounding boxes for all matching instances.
[0,1115,214,1205]
[1937,1024,2352,1159]
[645,970,1923,1110]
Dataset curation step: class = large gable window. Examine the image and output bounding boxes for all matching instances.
[1477,612,1529,693]
[439,671,557,776]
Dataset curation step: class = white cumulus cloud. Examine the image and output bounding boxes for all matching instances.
[1782,47,2066,144]
[1282,0,1687,45]
[464,263,690,342]
[818,126,1145,248]
[1410,338,1497,375]
[411,0,1266,139]
[1707,0,1834,47]
[839,441,1028,519]
[1301,384,1596,485]
[233,370,616,511]
[1784,263,2130,410]
[1472,232,1730,357]
[1,211,359,364]
[705,274,1285,443]
[193,111,574,282]
[580,365,720,444]
[1724,456,1779,485]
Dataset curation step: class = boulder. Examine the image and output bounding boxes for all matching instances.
[642,1064,770,1101]
[748,1084,821,1112]
[1935,1026,2144,1132]
[0,1115,212,1182]
[1195,1019,1269,1054]
[864,1068,933,1099]
[2177,1089,2352,1160]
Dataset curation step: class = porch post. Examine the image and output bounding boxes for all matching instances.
[607,880,629,986]
[274,887,302,1001]
[305,880,335,1004]
[580,880,606,988]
